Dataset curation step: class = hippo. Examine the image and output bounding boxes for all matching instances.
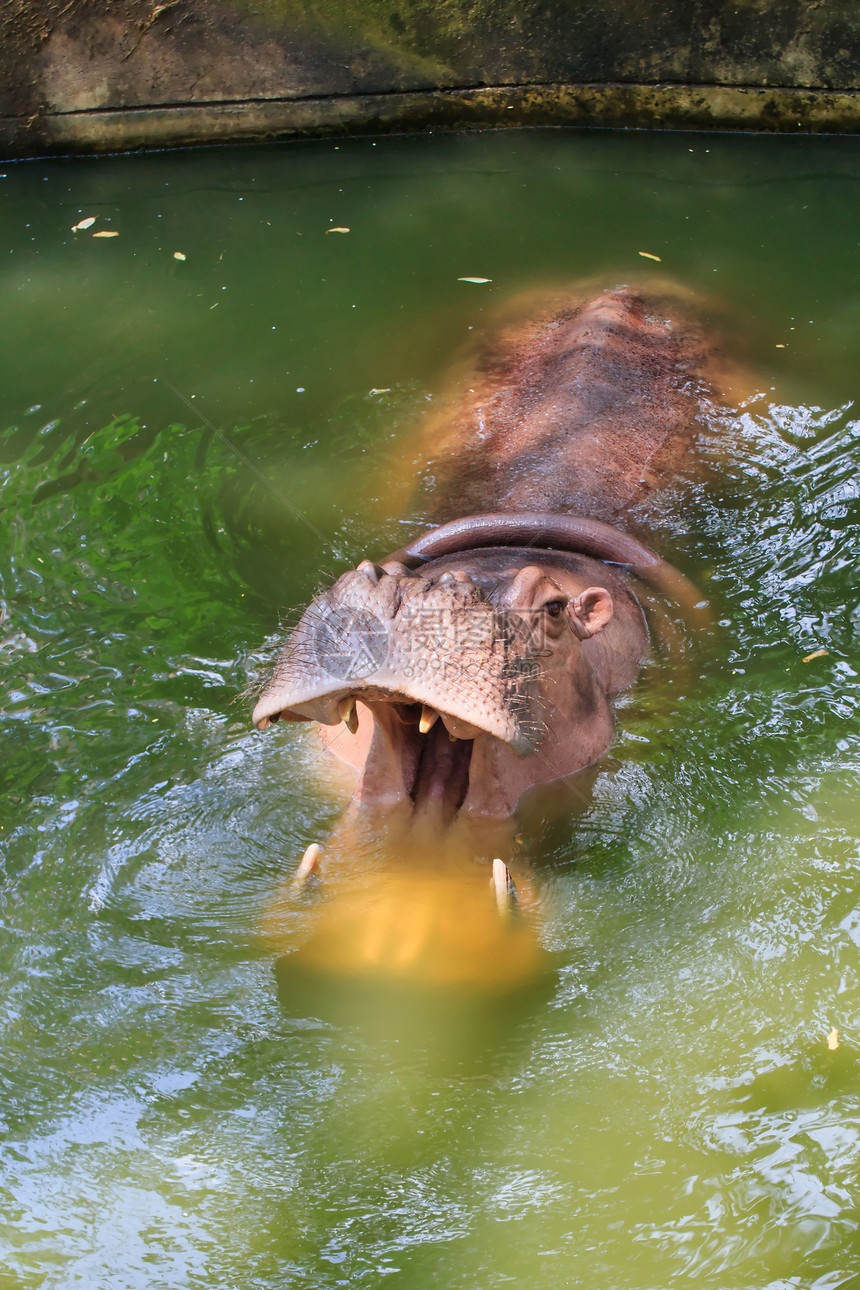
[253,285,728,838]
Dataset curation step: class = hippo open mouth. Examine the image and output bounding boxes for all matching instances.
[253,554,548,822]
[327,695,480,821]
[258,689,503,822]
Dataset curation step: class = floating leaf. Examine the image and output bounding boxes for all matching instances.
[93,231,119,239]
[71,217,96,231]
[326,227,350,234]
[638,251,662,261]
[173,251,186,261]
[803,648,830,662]
[828,1028,840,1050]
[457,277,492,284]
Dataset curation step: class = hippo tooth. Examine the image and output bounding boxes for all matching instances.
[338,696,359,734]
[291,842,321,891]
[419,706,439,734]
[491,858,514,915]
[437,571,456,585]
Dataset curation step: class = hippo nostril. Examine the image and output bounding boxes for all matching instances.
[381,560,418,577]
[437,570,475,587]
[356,559,383,583]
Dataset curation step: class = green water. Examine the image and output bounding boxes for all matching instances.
[2,129,860,1289]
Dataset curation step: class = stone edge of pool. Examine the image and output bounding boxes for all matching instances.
[7,82,860,159]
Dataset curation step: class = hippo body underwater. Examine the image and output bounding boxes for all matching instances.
[254,286,729,831]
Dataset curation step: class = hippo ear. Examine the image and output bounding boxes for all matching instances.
[568,587,614,640]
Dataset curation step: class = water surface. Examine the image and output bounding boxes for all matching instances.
[2,129,860,1288]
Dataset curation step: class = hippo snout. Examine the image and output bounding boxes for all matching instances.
[253,564,542,756]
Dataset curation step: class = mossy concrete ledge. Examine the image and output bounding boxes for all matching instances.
[7,83,860,156]
[6,0,860,156]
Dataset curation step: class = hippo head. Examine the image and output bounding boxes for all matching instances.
[253,514,669,823]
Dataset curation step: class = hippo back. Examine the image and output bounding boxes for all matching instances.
[418,286,722,525]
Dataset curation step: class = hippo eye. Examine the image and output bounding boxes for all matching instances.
[544,600,565,618]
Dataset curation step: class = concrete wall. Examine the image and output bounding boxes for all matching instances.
[5,0,860,156]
